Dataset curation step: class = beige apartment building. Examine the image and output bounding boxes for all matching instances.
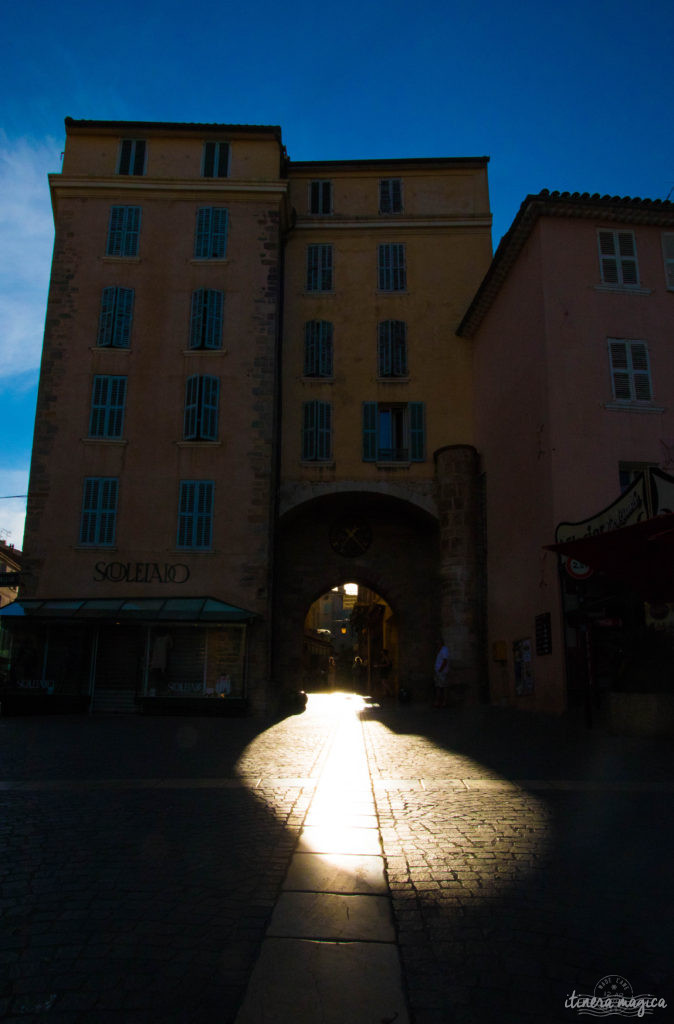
[1,119,493,713]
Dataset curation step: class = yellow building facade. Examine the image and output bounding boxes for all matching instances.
[4,120,492,713]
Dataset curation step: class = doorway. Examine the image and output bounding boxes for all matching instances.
[303,582,397,697]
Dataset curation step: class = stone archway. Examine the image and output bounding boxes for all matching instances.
[273,491,440,701]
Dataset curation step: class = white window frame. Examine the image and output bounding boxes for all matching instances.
[202,141,230,178]
[379,178,403,214]
[117,139,147,176]
[79,477,119,547]
[303,321,334,378]
[306,244,333,292]
[378,244,407,291]
[89,375,127,438]
[597,230,639,287]
[309,180,333,215]
[177,480,214,549]
[608,339,653,403]
[662,233,674,290]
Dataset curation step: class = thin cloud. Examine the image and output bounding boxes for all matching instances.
[0,132,59,377]
[0,468,29,547]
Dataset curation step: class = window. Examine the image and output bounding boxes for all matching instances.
[177,481,214,549]
[598,230,639,286]
[184,375,220,440]
[608,340,652,402]
[89,376,127,438]
[80,478,118,546]
[306,244,333,291]
[662,233,674,290]
[304,321,333,377]
[117,139,146,176]
[194,208,228,259]
[302,401,332,461]
[189,289,224,349]
[378,244,406,291]
[379,179,403,214]
[378,321,408,377]
[310,180,333,215]
[106,207,141,257]
[97,287,134,347]
[202,141,230,178]
[619,462,657,492]
[362,401,425,462]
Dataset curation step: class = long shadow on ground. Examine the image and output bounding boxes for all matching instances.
[0,711,320,1024]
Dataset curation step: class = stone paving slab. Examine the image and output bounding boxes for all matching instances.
[268,891,395,941]
[283,852,389,894]
[234,938,409,1024]
[297,824,382,855]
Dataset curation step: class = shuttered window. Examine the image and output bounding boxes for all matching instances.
[184,375,220,440]
[362,402,425,461]
[80,478,118,546]
[598,230,639,286]
[89,376,127,438]
[306,244,333,291]
[97,287,134,347]
[378,321,408,377]
[310,180,333,215]
[177,481,214,549]
[379,179,403,214]
[194,208,229,258]
[378,244,406,290]
[106,207,141,257]
[202,141,230,178]
[302,401,332,461]
[189,289,224,349]
[662,233,674,290]
[117,140,146,176]
[304,321,334,377]
[608,340,652,402]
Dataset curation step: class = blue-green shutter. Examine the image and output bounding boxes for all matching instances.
[89,376,108,436]
[316,402,332,460]
[107,377,127,436]
[195,208,228,258]
[80,477,117,545]
[363,402,378,461]
[184,376,200,439]
[200,376,220,440]
[177,482,195,547]
[205,290,223,349]
[409,402,425,461]
[189,290,204,349]
[195,481,214,547]
[97,288,116,346]
[115,288,134,346]
[302,401,317,460]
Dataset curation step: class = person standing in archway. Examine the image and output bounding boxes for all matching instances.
[433,639,451,708]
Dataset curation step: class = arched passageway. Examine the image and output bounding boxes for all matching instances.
[303,582,398,697]
[273,491,440,702]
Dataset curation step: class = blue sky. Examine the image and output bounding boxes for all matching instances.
[2,0,672,545]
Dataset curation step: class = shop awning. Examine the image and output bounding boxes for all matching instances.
[0,597,257,622]
[546,512,674,603]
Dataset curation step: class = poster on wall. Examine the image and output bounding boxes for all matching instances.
[513,637,534,695]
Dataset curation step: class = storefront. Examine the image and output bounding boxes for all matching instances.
[0,597,255,715]
[548,469,674,725]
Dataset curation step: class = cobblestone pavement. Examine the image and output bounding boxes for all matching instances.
[1,699,673,1023]
[361,702,674,1024]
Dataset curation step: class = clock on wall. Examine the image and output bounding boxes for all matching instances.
[329,519,372,558]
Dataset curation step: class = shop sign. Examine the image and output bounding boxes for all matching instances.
[94,561,191,584]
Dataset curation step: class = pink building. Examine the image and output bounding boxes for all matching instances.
[459,191,674,716]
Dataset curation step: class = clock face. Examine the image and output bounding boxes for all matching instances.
[330,519,372,557]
